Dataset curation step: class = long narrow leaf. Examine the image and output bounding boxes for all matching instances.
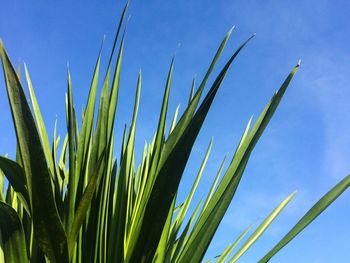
[126,33,254,263]
[0,156,30,214]
[24,64,55,175]
[0,41,69,262]
[216,224,252,263]
[229,192,296,262]
[68,150,106,257]
[0,201,28,263]
[259,174,350,263]
[178,62,299,263]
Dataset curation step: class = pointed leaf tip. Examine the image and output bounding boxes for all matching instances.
[228,26,236,35]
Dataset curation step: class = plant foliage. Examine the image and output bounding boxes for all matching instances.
[0,3,349,263]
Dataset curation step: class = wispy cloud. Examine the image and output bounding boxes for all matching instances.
[301,52,350,180]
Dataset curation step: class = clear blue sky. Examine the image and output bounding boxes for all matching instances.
[1,1,350,262]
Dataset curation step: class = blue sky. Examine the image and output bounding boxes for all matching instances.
[1,0,350,262]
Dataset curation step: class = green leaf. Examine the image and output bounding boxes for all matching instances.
[108,72,141,263]
[169,139,212,247]
[73,40,102,209]
[0,168,4,202]
[0,156,30,214]
[169,199,203,263]
[153,196,176,263]
[24,64,55,175]
[0,41,68,262]
[169,104,180,134]
[187,78,196,106]
[0,201,28,263]
[68,150,106,258]
[229,192,296,262]
[202,155,226,211]
[148,57,175,184]
[107,31,125,142]
[259,174,350,263]
[124,59,174,262]
[216,224,252,263]
[66,69,77,234]
[163,27,236,160]
[126,32,254,263]
[178,62,299,263]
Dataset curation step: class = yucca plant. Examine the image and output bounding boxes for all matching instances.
[0,3,349,263]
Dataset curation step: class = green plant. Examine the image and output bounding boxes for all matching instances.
[0,3,349,263]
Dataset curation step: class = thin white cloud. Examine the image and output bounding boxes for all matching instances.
[301,52,350,180]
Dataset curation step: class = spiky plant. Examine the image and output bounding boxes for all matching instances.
[0,3,349,263]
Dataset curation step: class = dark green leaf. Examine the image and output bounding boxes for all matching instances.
[0,41,68,263]
[0,201,28,263]
[0,156,30,214]
[126,33,254,263]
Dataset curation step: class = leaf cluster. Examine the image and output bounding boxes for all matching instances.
[0,3,349,263]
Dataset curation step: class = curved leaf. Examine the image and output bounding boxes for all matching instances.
[259,174,350,263]
[0,41,68,262]
[178,62,300,263]
[0,201,28,263]
[126,33,254,263]
[0,156,30,214]
[229,192,296,262]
